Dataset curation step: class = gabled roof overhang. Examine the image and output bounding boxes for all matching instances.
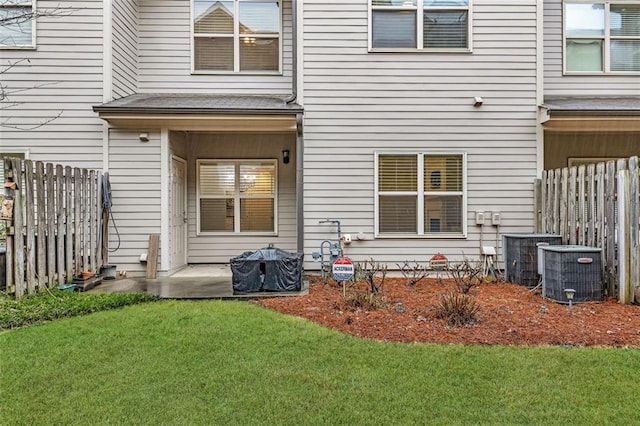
[93,94,303,132]
[540,97,640,132]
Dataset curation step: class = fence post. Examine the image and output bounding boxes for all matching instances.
[534,178,542,233]
[12,158,25,298]
[617,169,631,304]
[627,157,639,304]
[4,158,15,295]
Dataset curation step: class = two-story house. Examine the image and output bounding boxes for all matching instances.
[1,0,638,277]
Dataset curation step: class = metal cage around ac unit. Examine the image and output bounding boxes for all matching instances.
[502,234,562,288]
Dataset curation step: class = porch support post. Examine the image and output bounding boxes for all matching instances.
[160,128,170,273]
[295,113,304,254]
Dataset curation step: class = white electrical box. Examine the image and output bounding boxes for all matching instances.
[475,211,485,225]
[491,212,501,225]
[482,246,496,256]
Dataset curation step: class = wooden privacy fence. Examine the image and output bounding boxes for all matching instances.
[535,156,639,304]
[1,158,107,297]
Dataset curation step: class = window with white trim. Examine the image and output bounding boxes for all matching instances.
[376,153,466,236]
[198,160,277,234]
[192,0,281,72]
[370,0,470,50]
[564,1,640,73]
[0,0,36,48]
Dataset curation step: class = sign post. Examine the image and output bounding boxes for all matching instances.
[332,257,355,295]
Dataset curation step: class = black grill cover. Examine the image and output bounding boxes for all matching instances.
[231,247,303,292]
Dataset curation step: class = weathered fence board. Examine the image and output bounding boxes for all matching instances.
[537,156,640,304]
[629,157,640,303]
[36,162,46,289]
[25,160,36,294]
[1,159,106,297]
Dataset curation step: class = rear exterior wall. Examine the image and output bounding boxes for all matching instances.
[301,0,540,267]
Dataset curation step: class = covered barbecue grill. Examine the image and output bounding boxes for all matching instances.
[231,246,303,292]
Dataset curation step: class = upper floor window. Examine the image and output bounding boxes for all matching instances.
[375,152,466,237]
[370,0,471,51]
[0,0,36,48]
[564,1,640,73]
[192,0,281,73]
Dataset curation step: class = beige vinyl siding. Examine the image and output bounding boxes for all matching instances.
[112,0,139,98]
[0,0,104,169]
[107,129,162,276]
[302,0,539,267]
[136,0,293,95]
[183,132,296,263]
[544,0,640,97]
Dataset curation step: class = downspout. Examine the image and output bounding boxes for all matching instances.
[284,0,298,104]
[285,0,304,253]
[296,113,304,253]
[536,0,544,178]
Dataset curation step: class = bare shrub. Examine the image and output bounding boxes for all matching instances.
[436,292,480,327]
[343,284,387,311]
[354,258,387,294]
[397,261,429,286]
[448,259,483,294]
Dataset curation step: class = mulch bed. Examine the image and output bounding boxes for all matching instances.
[254,276,640,347]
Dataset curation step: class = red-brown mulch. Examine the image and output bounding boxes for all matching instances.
[254,276,640,347]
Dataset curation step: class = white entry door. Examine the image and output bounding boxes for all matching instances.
[171,156,187,271]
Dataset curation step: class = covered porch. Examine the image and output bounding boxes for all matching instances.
[540,97,640,169]
[94,94,304,277]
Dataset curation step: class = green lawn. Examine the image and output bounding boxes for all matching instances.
[2,300,639,425]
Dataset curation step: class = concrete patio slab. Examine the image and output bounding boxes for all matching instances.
[86,275,308,299]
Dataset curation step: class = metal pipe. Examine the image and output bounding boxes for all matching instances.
[284,0,298,104]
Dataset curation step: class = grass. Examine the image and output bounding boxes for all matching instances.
[2,300,639,425]
[0,289,158,330]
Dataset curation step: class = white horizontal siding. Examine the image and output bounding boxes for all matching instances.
[301,0,539,269]
[112,0,139,98]
[544,0,640,97]
[0,0,104,170]
[136,0,293,95]
[107,129,162,276]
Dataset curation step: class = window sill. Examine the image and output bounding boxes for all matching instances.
[563,71,640,76]
[368,48,472,54]
[0,46,36,50]
[196,231,278,237]
[374,233,467,239]
[191,70,283,76]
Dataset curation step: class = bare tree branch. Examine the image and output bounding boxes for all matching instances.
[1,3,76,130]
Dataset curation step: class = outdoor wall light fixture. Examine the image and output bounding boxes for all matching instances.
[564,288,576,310]
[282,149,290,164]
[139,132,149,142]
[473,96,483,107]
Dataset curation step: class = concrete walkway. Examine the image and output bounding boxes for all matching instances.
[87,275,308,299]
